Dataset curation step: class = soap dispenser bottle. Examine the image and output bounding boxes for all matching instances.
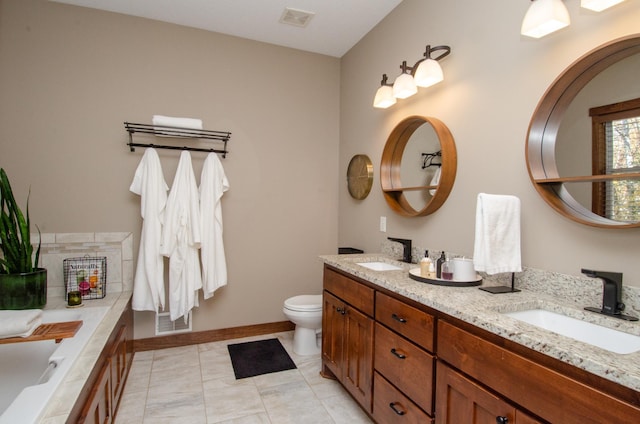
[420,250,431,277]
[436,251,446,279]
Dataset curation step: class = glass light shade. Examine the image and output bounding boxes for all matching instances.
[392,73,418,99]
[581,0,624,11]
[414,59,444,88]
[521,0,570,39]
[373,85,396,108]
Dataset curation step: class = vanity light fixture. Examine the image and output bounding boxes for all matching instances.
[373,44,451,109]
[580,0,625,11]
[393,61,418,99]
[521,0,626,38]
[521,0,570,39]
[373,74,396,109]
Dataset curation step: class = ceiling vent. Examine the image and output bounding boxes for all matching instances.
[279,7,315,27]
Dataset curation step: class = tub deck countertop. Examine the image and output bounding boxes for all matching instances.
[39,291,132,423]
[321,254,640,393]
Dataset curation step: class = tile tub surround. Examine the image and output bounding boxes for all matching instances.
[321,253,640,392]
[33,232,134,301]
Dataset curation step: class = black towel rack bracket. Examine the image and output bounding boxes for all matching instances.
[421,151,442,169]
[124,122,231,158]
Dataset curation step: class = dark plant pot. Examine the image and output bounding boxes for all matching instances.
[0,268,47,310]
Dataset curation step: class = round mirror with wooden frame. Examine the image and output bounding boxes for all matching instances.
[526,34,640,228]
[381,115,457,217]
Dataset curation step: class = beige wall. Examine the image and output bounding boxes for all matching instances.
[0,0,340,338]
[339,1,640,285]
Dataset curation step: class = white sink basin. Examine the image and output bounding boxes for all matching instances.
[356,261,403,271]
[504,309,640,354]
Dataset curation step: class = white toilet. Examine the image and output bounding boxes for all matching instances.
[283,294,323,355]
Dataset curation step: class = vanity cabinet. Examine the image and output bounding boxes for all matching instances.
[322,268,374,412]
[373,292,435,423]
[437,319,640,424]
[322,263,640,424]
[71,300,134,423]
[436,362,541,424]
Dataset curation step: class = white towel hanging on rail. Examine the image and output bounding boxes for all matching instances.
[200,153,230,299]
[130,148,169,312]
[473,193,522,275]
[161,151,202,322]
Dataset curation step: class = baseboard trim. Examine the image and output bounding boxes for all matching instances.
[133,320,295,352]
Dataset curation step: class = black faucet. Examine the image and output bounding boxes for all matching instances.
[582,268,638,321]
[387,237,412,263]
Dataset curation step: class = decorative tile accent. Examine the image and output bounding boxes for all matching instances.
[36,232,133,300]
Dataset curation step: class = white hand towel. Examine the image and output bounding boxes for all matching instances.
[473,193,522,275]
[199,153,230,300]
[0,309,43,338]
[429,167,441,196]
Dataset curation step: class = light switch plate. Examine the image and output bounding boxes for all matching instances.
[380,216,387,232]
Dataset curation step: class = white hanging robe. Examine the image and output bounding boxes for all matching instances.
[199,153,229,299]
[160,151,202,322]
[129,148,168,312]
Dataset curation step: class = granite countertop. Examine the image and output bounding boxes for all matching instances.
[321,253,640,392]
[40,291,132,423]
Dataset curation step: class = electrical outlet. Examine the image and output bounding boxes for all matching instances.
[380,216,387,232]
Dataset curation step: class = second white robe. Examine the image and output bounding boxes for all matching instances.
[160,151,202,322]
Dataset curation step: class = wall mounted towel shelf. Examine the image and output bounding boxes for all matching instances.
[124,122,231,157]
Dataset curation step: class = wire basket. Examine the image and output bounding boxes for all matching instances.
[63,256,107,300]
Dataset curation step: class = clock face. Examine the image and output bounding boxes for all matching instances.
[347,154,374,200]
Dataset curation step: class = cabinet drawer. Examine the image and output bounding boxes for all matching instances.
[437,320,640,424]
[323,267,374,317]
[373,372,433,424]
[376,292,434,351]
[374,323,434,414]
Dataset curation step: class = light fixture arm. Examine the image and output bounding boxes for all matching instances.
[379,73,392,86]
[407,45,451,75]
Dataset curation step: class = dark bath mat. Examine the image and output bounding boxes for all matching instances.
[227,338,297,379]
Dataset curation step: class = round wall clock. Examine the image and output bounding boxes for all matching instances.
[347,154,374,200]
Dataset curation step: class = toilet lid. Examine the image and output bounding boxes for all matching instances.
[285,295,322,312]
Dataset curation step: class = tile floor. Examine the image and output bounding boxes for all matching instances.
[115,331,374,423]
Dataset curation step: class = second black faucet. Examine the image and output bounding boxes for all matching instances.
[387,237,412,263]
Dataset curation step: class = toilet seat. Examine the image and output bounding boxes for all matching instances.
[284,295,322,312]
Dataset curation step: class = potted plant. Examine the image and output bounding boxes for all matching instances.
[0,168,46,309]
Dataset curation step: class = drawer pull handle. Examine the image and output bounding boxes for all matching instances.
[390,348,406,359]
[336,307,346,315]
[389,402,406,416]
[496,417,508,424]
[391,313,407,323]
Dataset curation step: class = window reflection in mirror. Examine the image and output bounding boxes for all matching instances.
[555,52,640,222]
[591,98,640,221]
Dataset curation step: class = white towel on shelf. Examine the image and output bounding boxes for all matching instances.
[152,115,203,130]
[130,148,169,312]
[161,151,202,323]
[0,309,43,338]
[473,193,522,275]
[199,153,230,300]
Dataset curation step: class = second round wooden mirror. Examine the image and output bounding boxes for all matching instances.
[381,115,457,217]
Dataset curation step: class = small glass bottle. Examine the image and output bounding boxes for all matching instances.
[441,258,454,280]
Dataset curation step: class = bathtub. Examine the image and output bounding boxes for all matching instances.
[0,306,110,424]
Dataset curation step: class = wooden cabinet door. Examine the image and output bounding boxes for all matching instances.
[322,291,345,380]
[342,303,374,411]
[436,362,514,424]
[109,325,128,417]
[80,363,111,424]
